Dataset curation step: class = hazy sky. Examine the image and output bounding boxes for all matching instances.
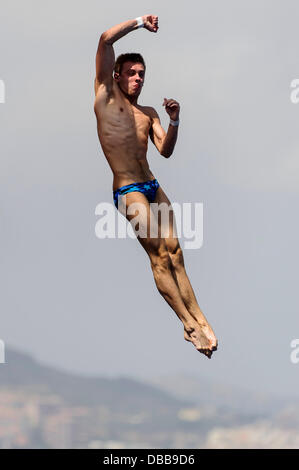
[1,0,299,399]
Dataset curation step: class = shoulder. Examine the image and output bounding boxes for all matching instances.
[138,105,160,120]
[94,79,120,112]
[94,80,118,115]
[94,77,118,98]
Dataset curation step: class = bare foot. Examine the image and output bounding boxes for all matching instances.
[184,329,191,342]
[184,322,218,359]
[186,307,218,358]
[184,322,204,351]
[196,322,218,358]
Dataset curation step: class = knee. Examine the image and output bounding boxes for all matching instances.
[149,250,172,295]
[150,249,172,274]
[168,243,185,269]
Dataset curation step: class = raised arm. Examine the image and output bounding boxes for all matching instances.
[95,15,158,95]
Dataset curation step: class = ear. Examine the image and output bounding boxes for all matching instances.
[114,72,120,81]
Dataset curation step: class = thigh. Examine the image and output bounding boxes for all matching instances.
[152,185,180,254]
[119,190,168,259]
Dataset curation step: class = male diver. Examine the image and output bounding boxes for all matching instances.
[94,15,218,358]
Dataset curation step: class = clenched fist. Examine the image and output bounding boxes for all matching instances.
[142,15,159,32]
[163,98,180,121]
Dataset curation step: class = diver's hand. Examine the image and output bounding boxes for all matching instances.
[142,15,159,32]
[163,98,180,121]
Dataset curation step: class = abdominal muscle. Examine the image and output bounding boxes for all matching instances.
[94,83,156,191]
[100,134,155,191]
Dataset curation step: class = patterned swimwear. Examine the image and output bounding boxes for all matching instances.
[113,179,160,210]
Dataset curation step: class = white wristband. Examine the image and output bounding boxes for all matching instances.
[170,119,180,126]
[135,17,144,28]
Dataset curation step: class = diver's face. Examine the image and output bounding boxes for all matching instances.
[115,62,145,96]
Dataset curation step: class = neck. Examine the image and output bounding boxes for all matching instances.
[127,95,138,105]
[118,85,139,105]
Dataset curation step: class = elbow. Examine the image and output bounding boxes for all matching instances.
[160,149,172,159]
[100,32,108,42]
[160,139,173,158]
[100,31,111,45]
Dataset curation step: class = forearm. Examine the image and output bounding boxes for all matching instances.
[101,18,141,45]
[161,124,179,158]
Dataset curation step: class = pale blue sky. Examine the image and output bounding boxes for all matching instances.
[1,0,299,399]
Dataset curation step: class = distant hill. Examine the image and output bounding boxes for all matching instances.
[144,373,298,416]
[1,346,295,420]
[0,346,190,413]
[2,346,298,449]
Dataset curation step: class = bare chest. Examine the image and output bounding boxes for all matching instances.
[94,89,151,137]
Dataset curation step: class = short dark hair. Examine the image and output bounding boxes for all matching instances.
[114,53,146,76]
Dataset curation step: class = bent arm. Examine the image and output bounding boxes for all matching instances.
[95,15,158,94]
[95,18,141,92]
[149,109,178,158]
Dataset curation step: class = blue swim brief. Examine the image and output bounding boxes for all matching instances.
[113,178,160,210]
